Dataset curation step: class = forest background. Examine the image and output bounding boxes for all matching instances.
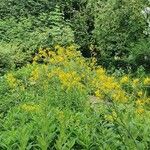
[0,0,149,74]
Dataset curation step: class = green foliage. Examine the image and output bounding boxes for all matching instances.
[0,43,32,75]
[0,0,150,71]
[129,39,150,72]
[0,46,150,149]
[0,0,55,19]
[92,0,148,68]
[0,5,74,73]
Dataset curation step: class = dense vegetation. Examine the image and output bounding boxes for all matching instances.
[0,46,150,149]
[0,0,150,74]
[0,0,150,149]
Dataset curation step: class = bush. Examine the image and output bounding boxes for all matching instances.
[90,0,148,68]
[0,43,32,75]
[0,5,74,73]
[129,39,150,72]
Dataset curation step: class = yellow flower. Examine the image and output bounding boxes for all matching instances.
[29,67,39,83]
[96,67,106,75]
[33,55,39,62]
[136,99,145,106]
[112,91,128,103]
[143,77,150,85]
[6,73,19,88]
[132,78,139,87]
[54,45,62,50]
[21,103,40,112]
[137,91,143,97]
[105,111,117,122]
[136,108,145,115]
[57,47,65,55]
[39,49,47,57]
[95,90,104,99]
[133,79,139,84]
[58,71,82,89]
[120,76,129,84]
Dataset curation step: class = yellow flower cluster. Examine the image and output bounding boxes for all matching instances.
[58,71,83,89]
[6,45,149,108]
[5,73,19,88]
[31,46,133,103]
[105,111,117,122]
[132,78,140,88]
[144,77,150,85]
[31,46,87,90]
[120,76,129,84]
[29,67,39,84]
[21,103,40,112]
[136,99,145,106]
[92,67,128,103]
[136,107,145,115]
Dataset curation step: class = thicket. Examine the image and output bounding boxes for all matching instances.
[0,1,150,149]
[0,46,150,149]
[0,0,150,74]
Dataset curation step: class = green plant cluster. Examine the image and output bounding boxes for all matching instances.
[0,0,150,72]
[0,4,74,74]
[0,46,150,149]
[0,0,150,73]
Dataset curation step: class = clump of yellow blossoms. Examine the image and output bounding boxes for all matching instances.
[136,99,145,106]
[5,45,149,108]
[137,91,143,97]
[5,73,20,88]
[92,67,128,103]
[120,76,129,84]
[58,71,83,89]
[105,111,117,122]
[144,77,150,85]
[29,67,39,83]
[136,107,145,115]
[21,103,40,112]
[132,78,140,88]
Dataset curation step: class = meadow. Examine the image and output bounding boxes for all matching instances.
[0,0,150,149]
[0,46,150,149]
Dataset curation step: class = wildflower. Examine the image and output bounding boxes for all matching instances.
[137,91,143,97]
[120,76,129,84]
[95,90,104,99]
[33,55,39,62]
[39,49,47,58]
[143,77,150,85]
[56,55,64,63]
[58,71,83,89]
[136,99,145,106]
[112,91,128,103]
[29,67,39,83]
[105,111,117,122]
[132,78,140,87]
[6,73,18,88]
[21,103,40,112]
[57,47,65,55]
[55,45,62,50]
[96,67,106,75]
[136,108,145,115]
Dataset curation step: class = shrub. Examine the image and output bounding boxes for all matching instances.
[90,0,148,69]
[0,5,74,73]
